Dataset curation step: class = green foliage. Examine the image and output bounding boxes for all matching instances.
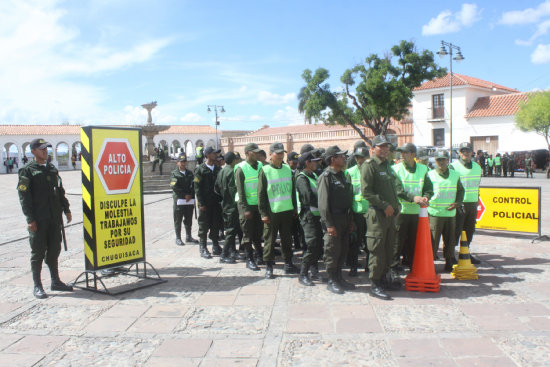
[297,40,446,142]
[515,91,550,150]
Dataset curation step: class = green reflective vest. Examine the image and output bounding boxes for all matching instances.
[235,161,263,205]
[451,161,481,203]
[345,165,369,214]
[494,156,501,165]
[392,162,428,215]
[262,164,294,213]
[296,171,320,216]
[427,169,460,217]
[487,158,494,167]
[195,146,203,158]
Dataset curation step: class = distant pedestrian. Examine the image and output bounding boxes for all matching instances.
[525,154,534,178]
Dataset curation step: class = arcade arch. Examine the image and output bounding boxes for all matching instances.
[56,142,70,168]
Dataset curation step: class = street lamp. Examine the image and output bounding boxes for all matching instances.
[437,40,464,161]
[207,105,225,150]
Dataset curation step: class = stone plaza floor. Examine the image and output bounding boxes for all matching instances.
[0,170,549,366]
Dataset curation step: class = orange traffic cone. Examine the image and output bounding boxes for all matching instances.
[451,231,479,280]
[405,207,441,292]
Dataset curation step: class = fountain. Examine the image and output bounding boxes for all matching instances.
[139,101,170,160]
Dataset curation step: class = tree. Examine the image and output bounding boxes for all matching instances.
[297,40,446,143]
[515,91,550,151]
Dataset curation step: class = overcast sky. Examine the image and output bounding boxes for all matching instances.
[2,0,550,130]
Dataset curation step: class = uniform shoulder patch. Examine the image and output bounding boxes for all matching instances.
[194,177,201,183]
[17,176,30,192]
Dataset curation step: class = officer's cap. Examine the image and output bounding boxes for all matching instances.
[353,140,368,150]
[30,138,52,150]
[204,146,221,155]
[269,142,286,154]
[298,151,321,166]
[177,153,187,162]
[397,143,417,154]
[459,142,473,152]
[324,145,347,159]
[371,135,391,147]
[353,147,370,158]
[224,152,238,164]
[244,142,261,153]
[287,151,299,161]
[300,143,316,154]
[234,152,242,160]
[435,150,450,160]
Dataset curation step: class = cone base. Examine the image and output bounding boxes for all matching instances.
[405,274,441,293]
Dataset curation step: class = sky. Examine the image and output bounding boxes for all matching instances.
[2,0,550,130]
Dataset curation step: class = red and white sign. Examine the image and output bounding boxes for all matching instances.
[476,197,486,221]
[94,138,138,194]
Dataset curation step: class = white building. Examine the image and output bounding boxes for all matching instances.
[0,124,217,174]
[412,73,547,154]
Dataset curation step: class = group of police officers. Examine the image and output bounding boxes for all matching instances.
[170,136,483,301]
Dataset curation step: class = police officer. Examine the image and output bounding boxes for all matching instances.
[361,135,400,300]
[170,153,198,246]
[17,138,73,299]
[428,150,464,272]
[525,154,534,178]
[451,142,481,265]
[194,146,223,258]
[235,143,264,270]
[494,153,502,177]
[345,146,370,277]
[214,151,242,263]
[487,154,494,176]
[295,151,323,286]
[392,143,432,277]
[318,146,354,294]
[508,152,516,177]
[195,143,204,165]
[258,142,298,279]
[346,140,368,169]
[287,151,304,251]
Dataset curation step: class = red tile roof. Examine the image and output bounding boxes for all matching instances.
[246,123,356,136]
[0,124,216,136]
[415,73,519,93]
[465,93,529,118]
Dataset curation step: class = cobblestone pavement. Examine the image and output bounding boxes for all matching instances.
[0,170,549,366]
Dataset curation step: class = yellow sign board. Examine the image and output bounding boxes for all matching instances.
[476,186,540,234]
[81,126,145,270]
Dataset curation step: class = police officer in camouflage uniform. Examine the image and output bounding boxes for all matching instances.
[194,146,223,258]
[170,153,198,246]
[361,135,400,300]
[451,142,482,264]
[345,146,370,277]
[17,138,73,299]
[214,151,242,264]
[258,142,298,279]
[235,143,264,271]
[295,151,323,286]
[318,146,354,294]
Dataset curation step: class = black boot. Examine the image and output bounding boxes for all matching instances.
[387,268,402,290]
[444,257,457,272]
[185,226,199,244]
[298,263,314,286]
[309,262,327,282]
[255,249,265,265]
[470,254,481,264]
[284,259,298,274]
[49,263,73,292]
[337,266,355,290]
[175,227,184,246]
[212,242,222,256]
[370,280,391,300]
[327,271,344,294]
[220,249,236,264]
[265,261,275,279]
[349,258,358,277]
[32,264,47,299]
[246,249,260,271]
[199,242,212,259]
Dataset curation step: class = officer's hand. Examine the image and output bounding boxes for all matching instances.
[447,203,458,210]
[327,226,337,237]
[384,205,395,217]
[245,211,253,219]
[65,212,72,224]
[185,195,192,202]
[413,196,428,206]
[262,216,270,224]
[200,205,207,212]
[28,221,37,232]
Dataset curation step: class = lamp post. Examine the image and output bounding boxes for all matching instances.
[207,105,225,150]
[437,41,464,160]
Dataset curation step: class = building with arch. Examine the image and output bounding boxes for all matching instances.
[0,124,217,174]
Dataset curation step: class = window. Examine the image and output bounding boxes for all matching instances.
[433,128,445,147]
[432,94,444,119]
